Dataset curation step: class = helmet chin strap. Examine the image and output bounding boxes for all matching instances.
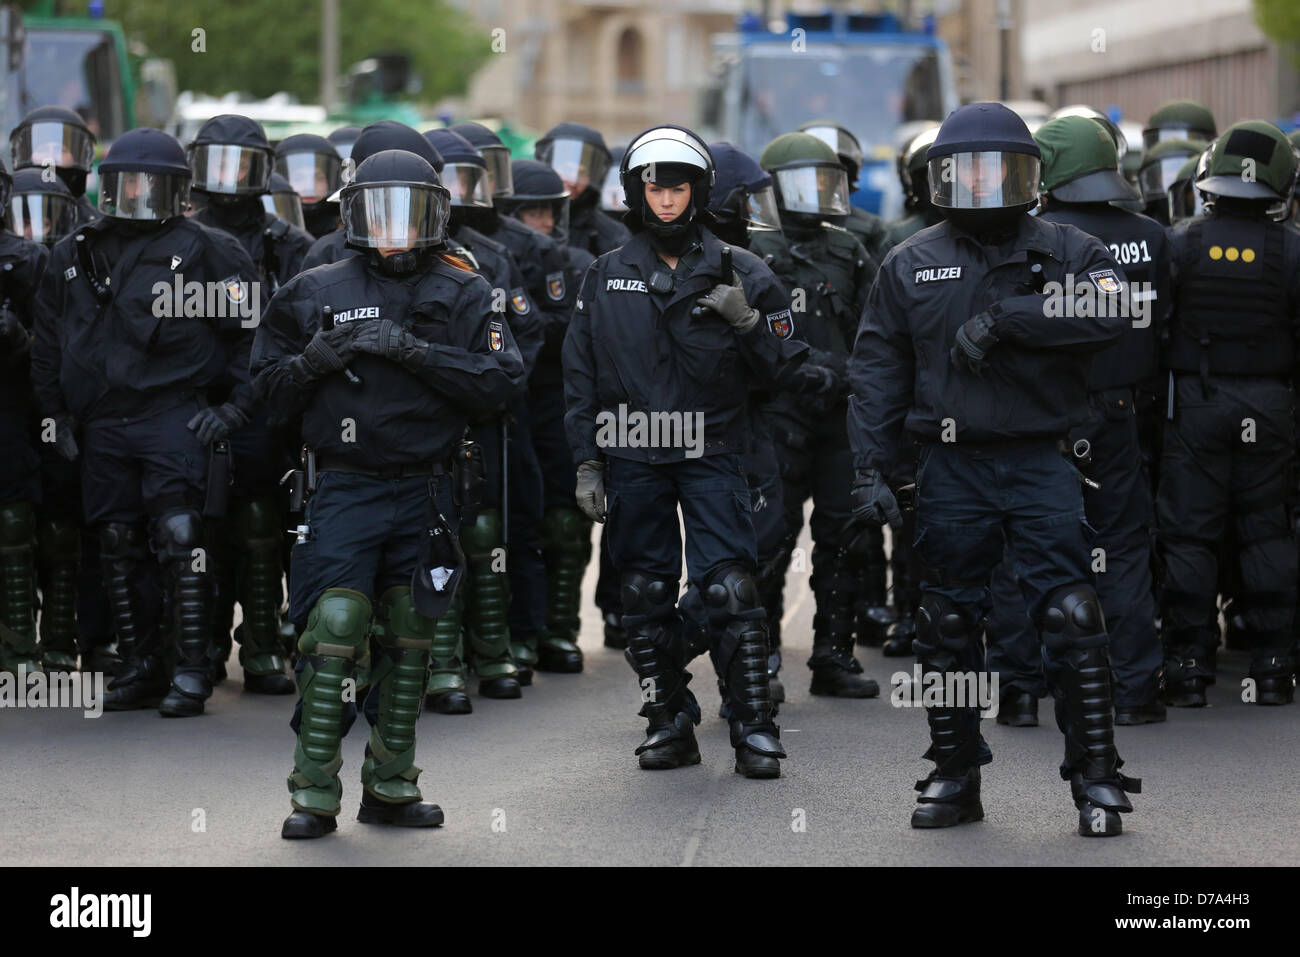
[371,247,428,275]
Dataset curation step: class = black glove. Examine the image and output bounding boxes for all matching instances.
[849,468,902,531]
[791,362,842,396]
[949,312,999,376]
[48,413,79,462]
[575,460,607,523]
[350,318,431,371]
[287,325,361,383]
[693,282,761,332]
[187,403,249,446]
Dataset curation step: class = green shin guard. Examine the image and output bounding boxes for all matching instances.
[538,507,586,671]
[36,517,80,671]
[0,502,40,673]
[363,587,434,803]
[461,510,517,681]
[287,588,371,817]
[426,590,469,696]
[234,499,291,682]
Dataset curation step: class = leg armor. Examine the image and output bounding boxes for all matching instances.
[0,502,40,673]
[854,524,895,646]
[99,521,166,708]
[233,497,293,693]
[621,570,700,768]
[425,589,472,714]
[36,516,80,671]
[1042,583,1141,837]
[153,508,215,716]
[461,509,520,696]
[808,543,879,697]
[537,507,585,672]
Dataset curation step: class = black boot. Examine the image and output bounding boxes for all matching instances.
[1162,655,1209,708]
[881,613,917,657]
[357,790,444,827]
[1250,656,1296,706]
[154,511,214,718]
[281,811,338,839]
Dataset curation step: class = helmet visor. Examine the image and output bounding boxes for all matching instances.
[1168,180,1205,222]
[479,145,514,197]
[773,165,850,216]
[802,124,862,172]
[189,144,273,195]
[509,198,570,242]
[442,163,494,208]
[8,191,77,244]
[1139,155,1193,203]
[1143,125,1209,151]
[276,151,342,204]
[97,170,190,220]
[537,138,609,199]
[342,182,451,249]
[600,163,625,211]
[927,151,1040,209]
[12,121,96,171]
[261,190,305,230]
[745,186,782,231]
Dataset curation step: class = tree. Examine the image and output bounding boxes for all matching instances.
[1254,0,1300,65]
[91,0,491,104]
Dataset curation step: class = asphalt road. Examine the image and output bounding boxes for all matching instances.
[3,524,1297,867]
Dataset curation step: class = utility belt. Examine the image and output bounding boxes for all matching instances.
[315,458,446,480]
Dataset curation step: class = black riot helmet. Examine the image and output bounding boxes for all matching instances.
[328,125,362,161]
[341,149,451,275]
[619,124,715,253]
[97,128,191,221]
[331,121,445,202]
[707,142,780,249]
[898,124,940,212]
[535,122,613,206]
[9,166,75,245]
[451,122,514,197]
[274,133,342,205]
[423,129,493,209]
[497,159,571,242]
[10,105,97,198]
[799,120,865,188]
[261,172,305,230]
[187,114,275,197]
[927,102,1041,235]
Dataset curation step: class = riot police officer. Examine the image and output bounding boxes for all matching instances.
[1157,121,1300,708]
[31,128,260,716]
[262,173,307,231]
[847,103,1140,836]
[9,106,100,227]
[0,158,51,674]
[252,149,525,839]
[799,119,891,264]
[1138,139,1204,226]
[274,134,343,239]
[1142,100,1217,152]
[534,123,631,256]
[563,125,807,778]
[888,125,943,246]
[750,132,882,697]
[188,114,316,694]
[1167,150,1210,225]
[327,126,362,162]
[987,114,1169,726]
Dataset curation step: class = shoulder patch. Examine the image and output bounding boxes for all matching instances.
[488,320,505,352]
[913,265,963,284]
[1087,268,1123,294]
[509,287,531,315]
[220,275,249,305]
[545,271,566,302]
[766,309,794,340]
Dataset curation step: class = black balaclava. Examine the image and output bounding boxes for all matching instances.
[199,192,266,231]
[638,163,702,257]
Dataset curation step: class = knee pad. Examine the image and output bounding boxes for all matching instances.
[99,522,149,563]
[298,588,372,658]
[915,592,974,663]
[375,586,436,649]
[1041,583,1107,655]
[151,509,204,564]
[234,497,281,544]
[701,563,764,622]
[0,502,35,548]
[460,509,503,562]
[620,570,677,624]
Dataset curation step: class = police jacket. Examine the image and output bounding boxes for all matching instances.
[886,209,944,247]
[0,233,48,436]
[563,226,808,465]
[1161,207,1300,378]
[848,214,1127,474]
[451,224,544,378]
[845,206,892,266]
[1040,201,1169,392]
[72,195,99,228]
[570,198,630,257]
[32,216,260,424]
[301,228,347,271]
[251,252,525,470]
[193,204,315,294]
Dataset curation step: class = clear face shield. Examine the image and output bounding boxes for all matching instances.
[599,162,625,211]
[927,151,1041,209]
[8,191,77,244]
[1139,155,1195,203]
[342,182,451,250]
[802,125,862,174]
[189,144,273,195]
[261,189,305,230]
[276,151,342,204]
[479,145,513,197]
[11,121,96,171]
[745,185,782,231]
[97,170,191,220]
[1168,180,1205,222]
[1143,126,1209,152]
[537,138,609,200]
[441,163,494,208]
[773,165,850,216]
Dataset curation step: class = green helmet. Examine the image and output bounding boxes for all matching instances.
[1138,138,1201,203]
[759,132,850,218]
[1142,99,1216,151]
[1034,115,1137,203]
[1197,121,1297,201]
[1047,104,1128,162]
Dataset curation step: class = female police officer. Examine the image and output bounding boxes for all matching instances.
[251,149,524,839]
[563,125,806,779]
